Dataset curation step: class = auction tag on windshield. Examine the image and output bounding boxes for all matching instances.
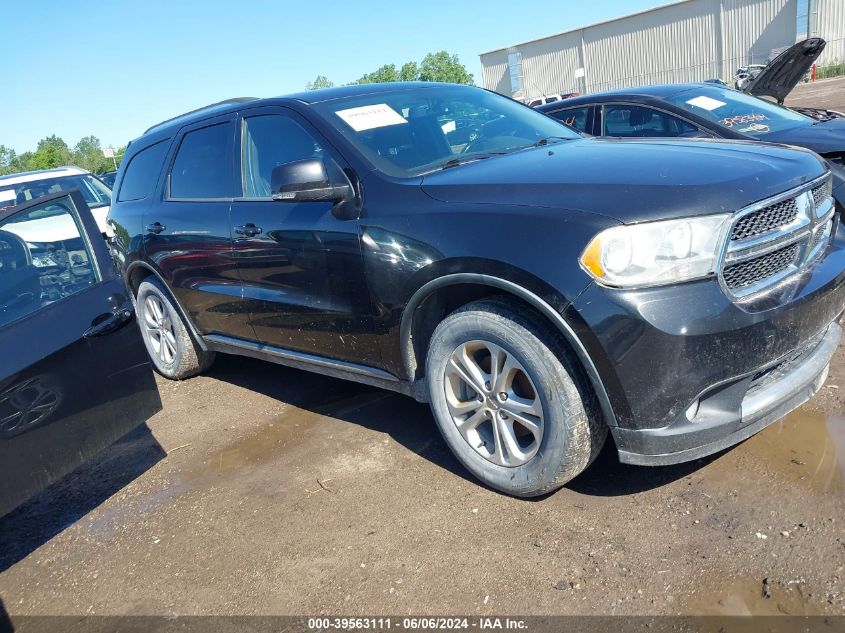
[336,104,408,131]
[0,190,15,204]
[686,96,727,111]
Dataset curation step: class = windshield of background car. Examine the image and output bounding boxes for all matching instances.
[667,86,812,137]
[0,174,112,209]
[312,86,580,177]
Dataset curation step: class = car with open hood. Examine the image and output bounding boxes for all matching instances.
[107,82,843,497]
[537,39,845,212]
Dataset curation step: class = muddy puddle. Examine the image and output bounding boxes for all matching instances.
[701,409,845,496]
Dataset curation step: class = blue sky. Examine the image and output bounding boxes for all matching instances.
[2,0,661,153]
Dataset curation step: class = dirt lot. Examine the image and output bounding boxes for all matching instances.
[2,79,845,620]
[0,341,843,618]
[786,76,845,113]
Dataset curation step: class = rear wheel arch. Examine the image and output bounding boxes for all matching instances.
[400,273,618,427]
[124,261,209,352]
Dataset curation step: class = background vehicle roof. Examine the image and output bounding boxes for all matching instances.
[536,83,715,110]
[0,166,88,185]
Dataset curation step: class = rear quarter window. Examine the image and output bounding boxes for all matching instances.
[168,123,233,200]
[117,140,170,202]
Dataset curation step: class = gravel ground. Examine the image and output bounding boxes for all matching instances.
[1,78,845,620]
[0,342,843,618]
[786,76,845,113]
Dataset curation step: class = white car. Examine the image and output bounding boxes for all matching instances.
[0,166,113,238]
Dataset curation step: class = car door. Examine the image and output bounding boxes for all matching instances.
[0,190,161,517]
[229,105,380,366]
[144,115,252,340]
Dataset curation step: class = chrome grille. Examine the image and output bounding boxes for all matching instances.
[723,243,799,290]
[811,218,833,252]
[813,180,833,208]
[730,198,798,241]
[719,174,834,299]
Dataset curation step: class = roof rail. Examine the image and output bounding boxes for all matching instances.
[143,97,258,134]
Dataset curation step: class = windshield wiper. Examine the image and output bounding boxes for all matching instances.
[532,136,574,147]
[440,153,504,170]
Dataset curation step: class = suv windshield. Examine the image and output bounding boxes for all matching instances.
[667,86,812,137]
[312,85,580,177]
[0,173,112,209]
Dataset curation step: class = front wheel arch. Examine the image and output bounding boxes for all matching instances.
[400,273,618,428]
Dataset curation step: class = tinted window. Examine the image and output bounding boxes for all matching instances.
[549,107,590,133]
[242,115,325,198]
[0,196,100,328]
[603,105,699,138]
[169,123,233,199]
[117,140,169,202]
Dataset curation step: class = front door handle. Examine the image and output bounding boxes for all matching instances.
[83,307,132,339]
[146,222,166,234]
[234,224,263,238]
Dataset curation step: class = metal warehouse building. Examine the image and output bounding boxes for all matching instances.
[480,0,845,100]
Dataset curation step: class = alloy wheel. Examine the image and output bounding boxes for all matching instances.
[143,295,178,365]
[443,339,544,467]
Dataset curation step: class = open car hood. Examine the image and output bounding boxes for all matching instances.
[745,38,826,103]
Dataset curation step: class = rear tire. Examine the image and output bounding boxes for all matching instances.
[136,277,215,379]
[425,297,606,497]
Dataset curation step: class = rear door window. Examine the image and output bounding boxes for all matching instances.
[602,105,700,138]
[117,140,170,202]
[169,122,234,200]
[548,106,590,133]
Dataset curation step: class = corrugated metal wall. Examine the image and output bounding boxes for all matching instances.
[479,0,842,99]
[582,0,721,92]
[719,0,796,75]
[817,0,845,66]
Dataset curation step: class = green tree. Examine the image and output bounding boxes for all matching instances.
[306,74,335,90]
[419,51,474,85]
[354,63,400,84]
[0,145,17,176]
[73,135,113,173]
[335,51,473,86]
[399,61,420,81]
[27,135,73,171]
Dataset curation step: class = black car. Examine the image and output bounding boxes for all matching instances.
[108,82,843,497]
[0,190,161,517]
[537,42,845,211]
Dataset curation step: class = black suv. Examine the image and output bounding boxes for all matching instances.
[108,82,843,497]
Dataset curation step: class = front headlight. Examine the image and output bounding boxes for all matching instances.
[580,215,731,287]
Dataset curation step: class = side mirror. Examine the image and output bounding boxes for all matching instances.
[270,159,351,203]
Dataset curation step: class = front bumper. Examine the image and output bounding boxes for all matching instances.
[615,321,839,465]
[568,224,845,467]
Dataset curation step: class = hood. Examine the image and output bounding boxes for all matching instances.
[420,138,827,224]
[745,38,826,103]
[760,117,845,154]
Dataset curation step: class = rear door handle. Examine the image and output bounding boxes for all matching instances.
[234,224,263,238]
[83,308,132,339]
[146,222,166,234]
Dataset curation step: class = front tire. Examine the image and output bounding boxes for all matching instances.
[425,298,606,497]
[136,277,215,379]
